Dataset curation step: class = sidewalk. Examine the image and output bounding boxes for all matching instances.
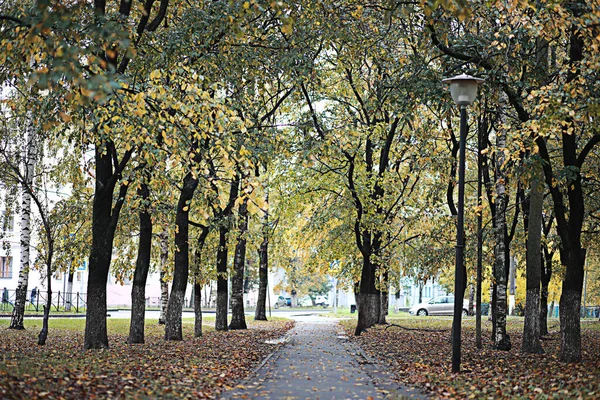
[225,318,426,399]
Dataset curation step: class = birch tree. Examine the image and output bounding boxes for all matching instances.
[8,116,36,330]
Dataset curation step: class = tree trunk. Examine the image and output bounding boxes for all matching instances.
[9,125,36,330]
[354,249,380,335]
[540,245,553,336]
[194,281,202,337]
[37,248,53,345]
[378,272,389,325]
[215,177,239,331]
[254,207,269,321]
[65,270,74,312]
[493,128,511,351]
[229,199,248,330]
[476,114,485,348]
[559,248,585,362]
[468,283,474,316]
[158,230,169,325]
[522,168,544,354]
[128,182,152,344]
[534,2,587,363]
[489,281,495,324]
[84,146,130,350]
[192,225,209,336]
[215,225,229,331]
[165,172,198,341]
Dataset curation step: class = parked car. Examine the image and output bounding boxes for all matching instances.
[274,295,291,309]
[297,295,313,307]
[408,295,469,316]
[314,295,329,307]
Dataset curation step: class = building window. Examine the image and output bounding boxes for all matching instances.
[0,256,12,278]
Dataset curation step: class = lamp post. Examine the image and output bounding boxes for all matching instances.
[441,73,484,373]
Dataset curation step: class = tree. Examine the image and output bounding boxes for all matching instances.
[229,196,249,330]
[2,107,38,331]
[428,0,600,362]
[128,172,153,344]
[254,195,271,321]
[522,161,544,354]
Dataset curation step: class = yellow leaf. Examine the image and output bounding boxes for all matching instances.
[58,112,71,123]
[150,69,162,80]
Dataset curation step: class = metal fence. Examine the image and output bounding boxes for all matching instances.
[1,288,87,313]
[582,306,600,318]
[145,296,193,308]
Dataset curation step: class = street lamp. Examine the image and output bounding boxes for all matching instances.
[442,73,484,373]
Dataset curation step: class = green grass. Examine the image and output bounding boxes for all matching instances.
[0,314,293,335]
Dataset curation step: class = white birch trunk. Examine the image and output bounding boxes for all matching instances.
[66,272,74,312]
[9,120,36,330]
[493,126,511,351]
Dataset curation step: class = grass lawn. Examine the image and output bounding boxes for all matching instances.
[0,316,293,399]
[340,315,600,399]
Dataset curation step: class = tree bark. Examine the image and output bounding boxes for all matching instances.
[254,220,269,321]
[489,281,495,325]
[191,224,209,336]
[229,198,248,330]
[378,270,389,324]
[559,249,585,362]
[165,171,198,341]
[37,250,53,345]
[158,230,169,325]
[476,115,485,348]
[65,270,74,312]
[493,128,511,351]
[215,225,229,331]
[540,244,553,336]
[194,281,202,337]
[84,146,130,349]
[9,123,36,330]
[215,177,239,331]
[354,248,381,335]
[128,181,152,344]
[254,202,269,321]
[522,167,544,354]
[468,284,474,316]
[37,214,54,346]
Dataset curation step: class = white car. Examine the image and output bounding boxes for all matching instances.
[314,295,329,307]
[408,295,469,316]
[297,295,313,307]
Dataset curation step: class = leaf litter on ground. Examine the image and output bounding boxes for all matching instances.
[0,318,294,399]
[341,316,600,399]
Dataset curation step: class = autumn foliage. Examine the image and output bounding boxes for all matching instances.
[344,317,600,399]
[0,319,293,399]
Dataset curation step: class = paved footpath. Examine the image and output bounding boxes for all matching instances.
[224,317,426,399]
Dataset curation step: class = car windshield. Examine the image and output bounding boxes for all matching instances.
[428,296,454,304]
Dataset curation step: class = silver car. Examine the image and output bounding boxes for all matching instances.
[408,295,469,316]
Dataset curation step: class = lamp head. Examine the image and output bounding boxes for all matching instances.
[442,73,485,107]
